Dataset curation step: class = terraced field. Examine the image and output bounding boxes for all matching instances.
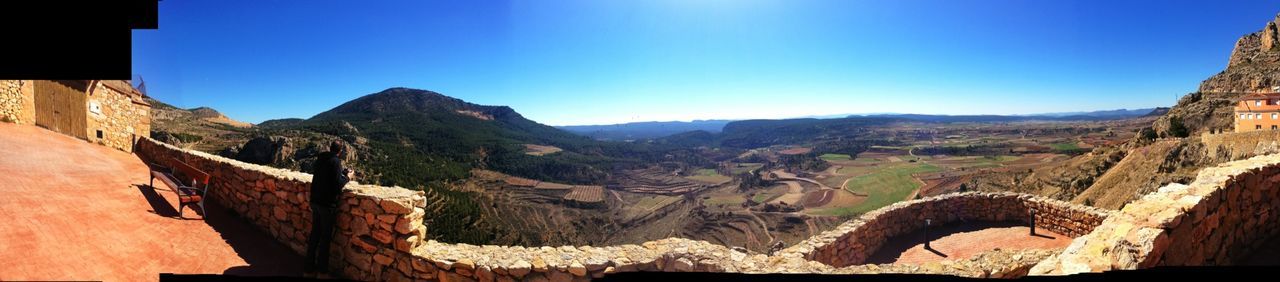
[614,167,706,195]
[563,185,605,207]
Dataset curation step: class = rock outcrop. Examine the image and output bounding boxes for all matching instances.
[235,136,293,165]
[1203,14,1280,93]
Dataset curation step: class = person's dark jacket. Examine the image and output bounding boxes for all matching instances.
[310,151,349,208]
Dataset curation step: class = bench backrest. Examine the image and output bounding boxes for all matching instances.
[170,157,210,187]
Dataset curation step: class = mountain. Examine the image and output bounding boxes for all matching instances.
[557,120,733,141]
[249,87,689,188]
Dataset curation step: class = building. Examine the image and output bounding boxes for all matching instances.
[1,80,151,152]
[1234,92,1280,132]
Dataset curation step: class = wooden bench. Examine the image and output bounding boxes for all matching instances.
[148,158,210,219]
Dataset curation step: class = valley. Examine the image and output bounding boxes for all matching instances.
[146,88,1161,253]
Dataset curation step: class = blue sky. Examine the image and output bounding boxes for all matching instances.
[133,0,1279,126]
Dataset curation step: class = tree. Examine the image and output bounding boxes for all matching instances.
[1138,127,1158,141]
[1166,116,1189,138]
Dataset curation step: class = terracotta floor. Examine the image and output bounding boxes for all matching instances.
[864,221,1073,265]
[0,123,302,281]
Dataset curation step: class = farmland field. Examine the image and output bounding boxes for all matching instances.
[818,163,941,216]
[686,168,732,184]
[1049,142,1082,151]
[727,163,764,174]
[819,153,851,161]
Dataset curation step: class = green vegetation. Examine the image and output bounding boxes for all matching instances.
[727,163,764,174]
[687,168,732,183]
[752,192,780,203]
[819,163,941,217]
[1049,142,1081,151]
[418,183,497,244]
[819,153,851,161]
[1167,116,1190,138]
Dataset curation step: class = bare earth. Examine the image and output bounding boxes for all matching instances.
[0,123,301,281]
[865,221,1073,265]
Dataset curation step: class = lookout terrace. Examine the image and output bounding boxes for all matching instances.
[5,85,1280,280]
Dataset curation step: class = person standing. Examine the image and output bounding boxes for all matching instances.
[304,141,353,277]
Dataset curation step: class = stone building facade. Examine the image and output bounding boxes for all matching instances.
[0,80,150,152]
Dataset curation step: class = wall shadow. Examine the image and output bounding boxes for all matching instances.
[200,201,306,277]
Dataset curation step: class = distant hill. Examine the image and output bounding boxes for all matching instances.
[851,109,1159,123]
[557,120,733,140]
[145,97,255,152]
[559,108,1158,141]
[1020,108,1160,118]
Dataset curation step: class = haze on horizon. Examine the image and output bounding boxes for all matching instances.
[132,0,1278,126]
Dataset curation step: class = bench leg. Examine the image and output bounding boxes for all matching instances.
[178,202,185,219]
[198,200,206,220]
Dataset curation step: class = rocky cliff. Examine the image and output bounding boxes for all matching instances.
[1155,13,1280,136]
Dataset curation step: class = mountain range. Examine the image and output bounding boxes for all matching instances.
[558,108,1165,141]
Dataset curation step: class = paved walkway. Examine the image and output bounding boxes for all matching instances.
[864,221,1073,265]
[0,123,302,281]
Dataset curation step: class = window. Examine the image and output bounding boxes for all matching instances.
[1274,113,1278,120]
[1242,113,1248,120]
[1273,125,1278,130]
[95,130,103,139]
[1258,125,1263,130]
[1258,100,1263,106]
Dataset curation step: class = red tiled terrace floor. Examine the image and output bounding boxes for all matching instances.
[864,221,1073,265]
[0,123,302,281]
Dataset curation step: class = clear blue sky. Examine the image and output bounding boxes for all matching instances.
[132,0,1279,126]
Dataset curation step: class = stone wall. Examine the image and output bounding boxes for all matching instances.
[0,80,34,124]
[87,81,151,153]
[135,138,430,280]
[1201,129,1280,160]
[1031,153,1280,274]
[777,192,1111,268]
